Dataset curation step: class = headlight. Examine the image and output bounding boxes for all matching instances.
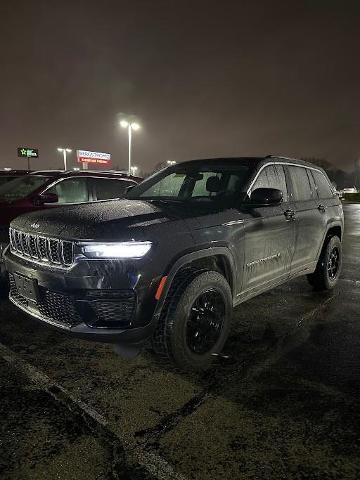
[80,241,152,259]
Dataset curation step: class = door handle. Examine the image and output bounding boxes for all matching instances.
[284,209,295,221]
[318,204,326,213]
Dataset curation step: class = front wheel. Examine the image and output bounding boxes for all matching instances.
[152,271,232,371]
[307,235,342,290]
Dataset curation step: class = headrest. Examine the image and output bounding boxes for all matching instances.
[206,176,222,193]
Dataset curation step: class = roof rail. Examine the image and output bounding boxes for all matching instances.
[265,155,301,162]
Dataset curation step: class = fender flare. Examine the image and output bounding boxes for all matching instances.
[315,221,343,261]
[152,246,237,321]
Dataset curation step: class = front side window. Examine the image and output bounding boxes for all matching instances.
[46,178,89,204]
[127,164,253,203]
[287,166,313,201]
[251,164,289,201]
[312,170,334,199]
[0,175,51,202]
[91,178,136,200]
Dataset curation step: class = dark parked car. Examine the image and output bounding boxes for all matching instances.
[0,170,141,280]
[4,157,343,370]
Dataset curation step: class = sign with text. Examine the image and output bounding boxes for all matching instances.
[76,150,111,166]
[17,147,39,158]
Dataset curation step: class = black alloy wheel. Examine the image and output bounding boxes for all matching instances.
[327,246,340,280]
[151,270,232,370]
[186,289,225,355]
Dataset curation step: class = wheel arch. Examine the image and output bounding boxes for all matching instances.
[326,224,342,241]
[315,222,343,264]
[152,247,237,321]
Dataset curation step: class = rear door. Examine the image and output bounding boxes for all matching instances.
[310,168,341,246]
[286,166,324,273]
[242,164,295,292]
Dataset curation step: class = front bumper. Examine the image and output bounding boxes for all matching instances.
[4,249,161,345]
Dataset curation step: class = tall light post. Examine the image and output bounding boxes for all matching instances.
[57,148,72,170]
[120,120,140,175]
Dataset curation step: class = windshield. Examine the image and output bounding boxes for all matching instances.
[127,164,253,203]
[0,175,51,202]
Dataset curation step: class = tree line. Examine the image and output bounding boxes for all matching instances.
[302,158,359,189]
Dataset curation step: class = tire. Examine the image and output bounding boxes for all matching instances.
[307,235,342,291]
[152,271,232,371]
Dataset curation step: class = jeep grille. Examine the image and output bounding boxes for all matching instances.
[9,228,74,268]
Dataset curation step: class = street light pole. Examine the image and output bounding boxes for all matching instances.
[57,148,72,170]
[120,119,140,175]
[128,124,132,175]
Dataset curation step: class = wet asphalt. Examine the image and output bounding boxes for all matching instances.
[0,204,359,480]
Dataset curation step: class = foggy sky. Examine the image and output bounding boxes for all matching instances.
[0,0,359,172]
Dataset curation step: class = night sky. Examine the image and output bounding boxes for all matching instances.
[1,1,359,172]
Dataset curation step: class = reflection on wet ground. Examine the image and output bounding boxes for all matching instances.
[0,205,359,479]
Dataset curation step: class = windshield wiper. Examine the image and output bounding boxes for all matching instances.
[147,198,186,205]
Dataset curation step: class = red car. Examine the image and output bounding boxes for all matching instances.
[0,170,141,280]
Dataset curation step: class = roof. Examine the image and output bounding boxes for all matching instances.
[0,170,32,175]
[172,156,324,171]
[30,170,142,181]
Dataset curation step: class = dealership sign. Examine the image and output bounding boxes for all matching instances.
[76,150,111,166]
[17,147,39,158]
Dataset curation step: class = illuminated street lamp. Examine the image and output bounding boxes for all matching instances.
[57,147,72,170]
[130,165,138,176]
[167,160,176,166]
[120,120,140,175]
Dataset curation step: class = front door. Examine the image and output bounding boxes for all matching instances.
[242,164,295,292]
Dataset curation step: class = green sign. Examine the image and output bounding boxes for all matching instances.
[17,147,39,158]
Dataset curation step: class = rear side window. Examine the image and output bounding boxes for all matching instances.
[287,166,313,201]
[251,165,289,201]
[47,178,89,204]
[92,178,135,200]
[312,170,334,199]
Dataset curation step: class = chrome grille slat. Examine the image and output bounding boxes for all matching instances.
[9,228,74,268]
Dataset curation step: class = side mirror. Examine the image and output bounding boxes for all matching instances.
[249,188,283,206]
[34,192,59,205]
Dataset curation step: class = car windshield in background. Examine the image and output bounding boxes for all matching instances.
[127,165,252,203]
[0,175,51,202]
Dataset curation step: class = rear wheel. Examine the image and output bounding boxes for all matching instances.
[307,235,342,290]
[152,271,232,371]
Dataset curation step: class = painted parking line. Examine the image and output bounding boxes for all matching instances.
[0,342,189,480]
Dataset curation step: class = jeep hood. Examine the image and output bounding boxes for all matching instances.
[10,199,188,241]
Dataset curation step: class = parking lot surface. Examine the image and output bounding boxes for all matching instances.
[0,204,359,480]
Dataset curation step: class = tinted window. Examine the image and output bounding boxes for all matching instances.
[287,166,313,201]
[92,178,135,200]
[251,165,288,201]
[274,165,289,201]
[47,178,89,204]
[312,170,334,199]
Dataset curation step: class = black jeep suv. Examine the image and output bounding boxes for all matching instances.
[4,156,343,370]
